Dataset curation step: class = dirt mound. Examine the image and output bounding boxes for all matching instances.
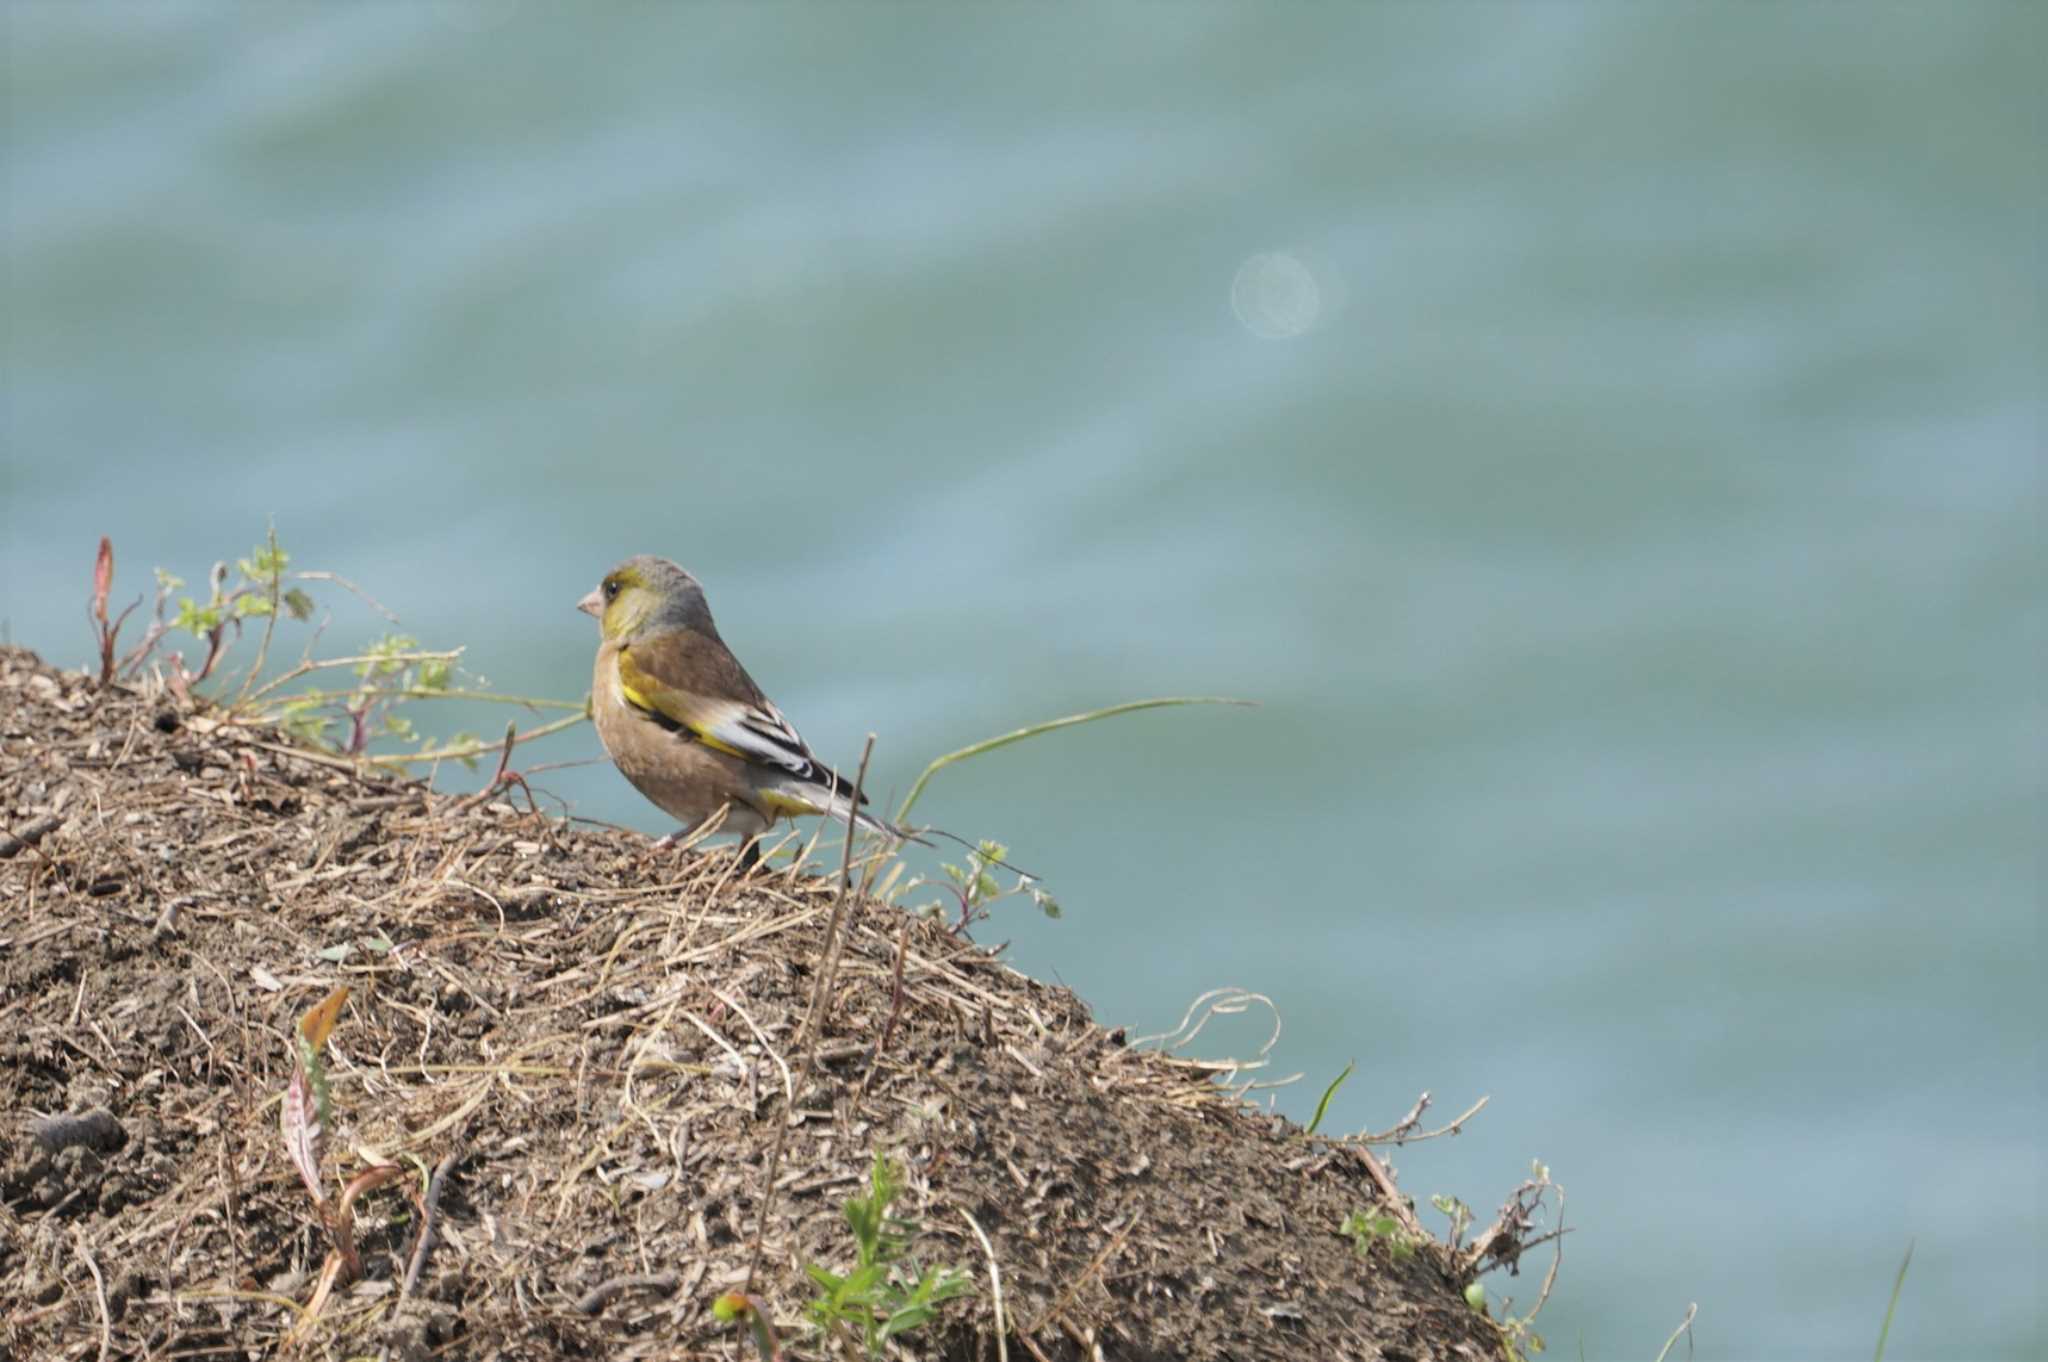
[1,647,1502,1360]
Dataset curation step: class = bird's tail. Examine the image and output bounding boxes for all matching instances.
[768,780,930,848]
[769,780,1033,874]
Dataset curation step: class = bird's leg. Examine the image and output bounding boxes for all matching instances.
[734,837,762,875]
[649,818,699,852]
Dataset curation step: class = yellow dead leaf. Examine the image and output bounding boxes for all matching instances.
[298,985,350,1052]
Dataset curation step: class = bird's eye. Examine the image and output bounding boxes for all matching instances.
[602,579,620,601]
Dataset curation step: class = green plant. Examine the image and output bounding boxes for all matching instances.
[1341,1209,1420,1263]
[1465,1279,1547,1360]
[1474,1278,1548,1359]
[1307,1060,1354,1135]
[278,986,408,1346]
[712,1292,786,1360]
[83,528,587,776]
[803,1153,973,1357]
[1431,1192,1476,1251]
[910,839,1060,934]
[1458,1162,1564,1362]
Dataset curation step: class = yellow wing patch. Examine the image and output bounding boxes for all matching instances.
[617,659,750,758]
[758,790,824,816]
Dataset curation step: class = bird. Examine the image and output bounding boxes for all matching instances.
[578,554,919,872]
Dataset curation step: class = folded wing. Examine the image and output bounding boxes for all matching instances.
[616,636,867,810]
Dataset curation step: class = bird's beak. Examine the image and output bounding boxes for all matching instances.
[576,589,604,618]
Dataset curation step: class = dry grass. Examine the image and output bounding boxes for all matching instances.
[1,646,1504,1361]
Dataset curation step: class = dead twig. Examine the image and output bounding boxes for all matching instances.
[1525,1181,1566,1321]
[1383,1093,1489,1144]
[1348,1144,1427,1241]
[0,814,61,860]
[399,1147,461,1302]
[1465,1163,1565,1282]
[1653,1302,1700,1362]
[453,721,538,814]
[574,1271,680,1316]
[1370,1091,1431,1141]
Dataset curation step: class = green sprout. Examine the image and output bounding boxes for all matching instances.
[803,1153,973,1358]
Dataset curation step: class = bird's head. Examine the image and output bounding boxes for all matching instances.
[578,555,711,642]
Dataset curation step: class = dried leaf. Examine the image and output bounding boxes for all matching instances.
[299,984,351,1051]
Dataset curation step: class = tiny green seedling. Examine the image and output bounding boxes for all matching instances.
[802,1153,973,1358]
[1307,1060,1354,1135]
[1341,1209,1420,1263]
[278,985,409,1346]
[713,1292,786,1360]
[1431,1193,1476,1251]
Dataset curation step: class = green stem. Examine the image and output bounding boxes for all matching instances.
[1872,1239,1913,1362]
[231,524,285,708]
[248,686,587,712]
[242,650,465,705]
[367,711,588,767]
[894,696,1253,824]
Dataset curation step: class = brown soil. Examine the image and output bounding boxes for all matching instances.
[1,646,1504,1361]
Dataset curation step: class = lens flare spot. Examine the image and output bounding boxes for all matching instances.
[1230,251,1320,340]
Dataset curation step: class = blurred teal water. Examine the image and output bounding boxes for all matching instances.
[4,5,2039,1356]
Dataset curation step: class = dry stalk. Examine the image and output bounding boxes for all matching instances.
[399,1147,461,1303]
[70,1230,112,1362]
[1308,1091,1492,1148]
[959,1208,1008,1362]
[744,735,875,1290]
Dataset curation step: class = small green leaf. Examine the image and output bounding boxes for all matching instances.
[878,1304,936,1341]
[1308,1060,1354,1135]
[173,598,222,636]
[282,588,315,621]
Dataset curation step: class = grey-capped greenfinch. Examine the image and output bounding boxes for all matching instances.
[579,555,917,868]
